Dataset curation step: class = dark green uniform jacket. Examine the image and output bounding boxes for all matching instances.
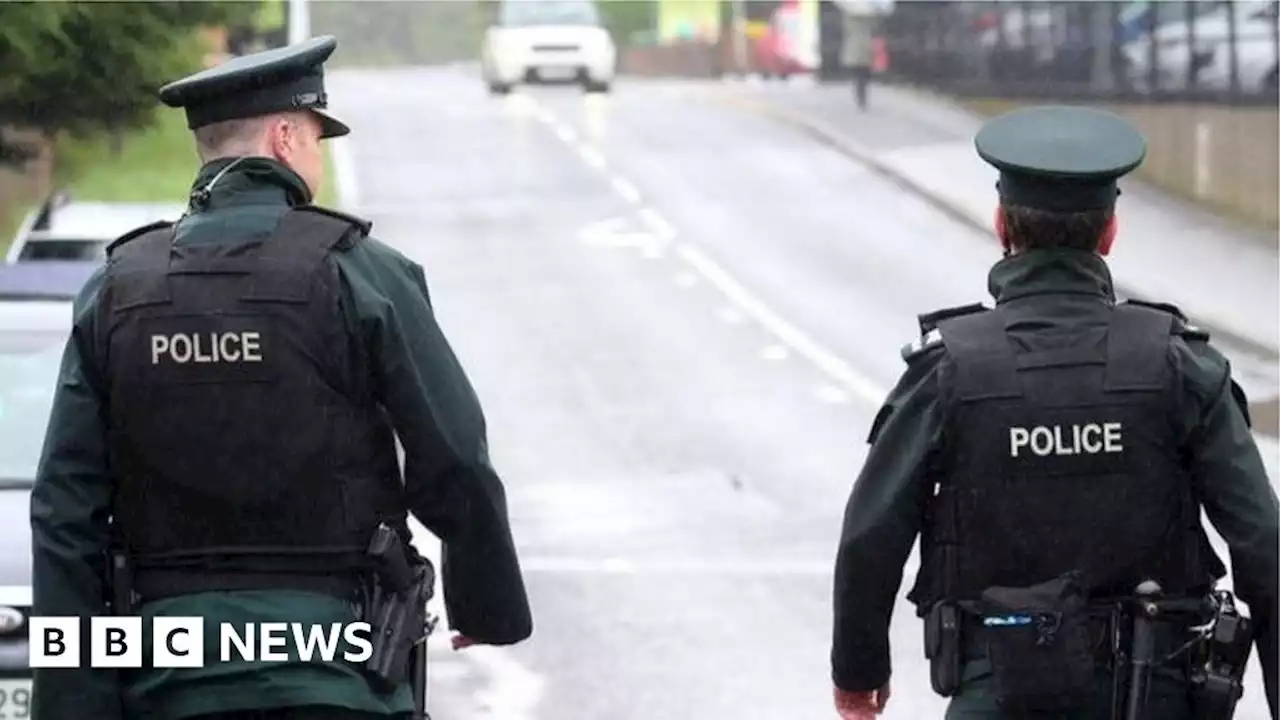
[30,158,533,719]
[831,249,1279,713]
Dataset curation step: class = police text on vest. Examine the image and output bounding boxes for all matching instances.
[1009,423,1123,458]
[150,332,263,365]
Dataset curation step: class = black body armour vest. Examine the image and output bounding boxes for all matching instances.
[907,303,1222,610]
[98,207,404,598]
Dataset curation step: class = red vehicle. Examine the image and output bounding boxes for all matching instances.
[755,2,807,78]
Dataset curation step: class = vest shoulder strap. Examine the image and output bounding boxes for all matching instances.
[936,308,1021,401]
[900,328,944,363]
[918,302,988,335]
[1121,299,1210,342]
[106,220,174,259]
[1104,302,1176,391]
[279,205,372,250]
[903,302,989,363]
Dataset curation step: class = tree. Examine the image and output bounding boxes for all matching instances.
[0,1,260,168]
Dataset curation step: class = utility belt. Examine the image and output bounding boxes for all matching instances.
[924,572,1253,720]
[109,526,438,720]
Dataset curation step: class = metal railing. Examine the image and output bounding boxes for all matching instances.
[867,1,1279,105]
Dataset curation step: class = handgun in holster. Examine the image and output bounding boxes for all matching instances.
[363,523,438,718]
[925,601,963,697]
[1189,596,1253,720]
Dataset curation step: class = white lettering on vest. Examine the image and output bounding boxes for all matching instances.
[150,332,264,365]
[1009,423,1125,458]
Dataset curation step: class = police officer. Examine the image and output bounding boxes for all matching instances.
[30,36,532,719]
[830,106,1278,719]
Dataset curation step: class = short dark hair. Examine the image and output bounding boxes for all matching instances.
[1000,204,1113,252]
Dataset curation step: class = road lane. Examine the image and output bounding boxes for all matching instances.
[327,68,1273,719]
[327,67,926,719]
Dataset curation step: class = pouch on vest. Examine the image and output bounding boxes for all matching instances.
[925,601,963,697]
[978,572,1096,713]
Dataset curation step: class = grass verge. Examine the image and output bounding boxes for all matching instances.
[53,108,338,207]
[0,201,33,258]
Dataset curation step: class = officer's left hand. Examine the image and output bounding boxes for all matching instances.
[451,634,479,650]
[834,682,890,719]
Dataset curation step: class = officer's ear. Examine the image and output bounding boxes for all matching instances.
[1097,214,1118,257]
[993,207,1012,254]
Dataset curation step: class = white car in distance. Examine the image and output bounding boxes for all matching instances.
[482,0,617,94]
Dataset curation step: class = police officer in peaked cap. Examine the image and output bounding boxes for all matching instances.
[31,36,532,720]
[829,106,1278,720]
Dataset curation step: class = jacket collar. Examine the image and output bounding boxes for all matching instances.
[988,249,1117,305]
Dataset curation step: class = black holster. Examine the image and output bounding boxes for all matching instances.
[361,523,437,717]
[925,601,964,697]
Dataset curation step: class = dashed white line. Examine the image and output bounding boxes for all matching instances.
[610,175,642,204]
[638,207,675,240]
[761,344,790,361]
[675,243,890,404]
[529,100,891,408]
[578,145,607,170]
[553,123,577,143]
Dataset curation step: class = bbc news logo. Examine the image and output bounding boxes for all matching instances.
[28,618,373,668]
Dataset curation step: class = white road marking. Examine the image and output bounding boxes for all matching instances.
[579,145,607,170]
[675,271,698,288]
[638,207,676,240]
[761,344,790,361]
[675,243,890,404]
[610,175,642,204]
[534,102,892,408]
[579,217,668,257]
[553,123,577,144]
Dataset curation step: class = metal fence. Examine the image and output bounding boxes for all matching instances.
[869,1,1279,105]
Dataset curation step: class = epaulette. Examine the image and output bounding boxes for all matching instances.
[292,204,373,239]
[917,302,988,335]
[105,220,173,257]
[1122,298,1187,320]
[901,327,944,363]
[1122,299,1209,341]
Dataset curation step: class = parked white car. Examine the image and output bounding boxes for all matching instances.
[481,0,617,94]
[0,261,88,712]
[8,193,186,263]
[1122,0,1277,92]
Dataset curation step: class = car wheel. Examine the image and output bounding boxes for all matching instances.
[583,79,612,93]
[488,81,512,95]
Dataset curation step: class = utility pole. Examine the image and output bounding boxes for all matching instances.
[288,0,310,46]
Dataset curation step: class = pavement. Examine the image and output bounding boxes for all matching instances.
[700,80,1280,354]
[324,67,1276,720]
